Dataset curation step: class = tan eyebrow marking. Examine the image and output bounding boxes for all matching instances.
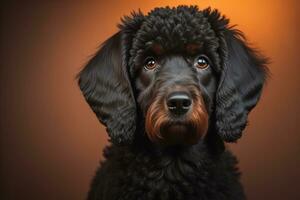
[151,43,164,55]
[186,43,203,54]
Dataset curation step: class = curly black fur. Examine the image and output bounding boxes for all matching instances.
[78,5,268,200]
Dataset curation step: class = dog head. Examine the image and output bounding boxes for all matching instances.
[78,6,268,146]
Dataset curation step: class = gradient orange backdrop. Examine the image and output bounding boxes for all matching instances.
[1,1,299,199]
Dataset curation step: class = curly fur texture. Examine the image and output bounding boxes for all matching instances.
[89,144,244,200]
[78,5,268,200]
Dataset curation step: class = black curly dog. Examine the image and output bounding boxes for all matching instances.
[78,6,268,200]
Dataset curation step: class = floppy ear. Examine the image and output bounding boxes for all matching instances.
[203,8,268,142]
[77,32,136,145]
[78,11,144,145]
[215,29,268,142]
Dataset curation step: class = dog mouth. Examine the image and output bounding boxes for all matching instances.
[164,123,188,134]
[159,122,200,145]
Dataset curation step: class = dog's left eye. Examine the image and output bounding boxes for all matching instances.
[195,56,210,69]
[144,57,157,70]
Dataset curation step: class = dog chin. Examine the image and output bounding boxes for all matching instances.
[159,122,203,146]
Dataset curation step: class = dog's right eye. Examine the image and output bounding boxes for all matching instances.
[144,57,157,70]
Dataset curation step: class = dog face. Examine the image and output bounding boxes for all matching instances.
[78,6,268,146]
[133,47,218,145]
[136,53,215,145]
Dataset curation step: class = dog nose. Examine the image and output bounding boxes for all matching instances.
[167,92,192,115]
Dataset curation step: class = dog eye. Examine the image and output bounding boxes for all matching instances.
[144,57,157,70]
[195,56,209,69]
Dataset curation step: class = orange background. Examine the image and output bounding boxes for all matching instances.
[0,1,299,199]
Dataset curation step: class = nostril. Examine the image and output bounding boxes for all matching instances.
[167,92,192,115]
[166,99,178,110]
[182,98,192,109]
